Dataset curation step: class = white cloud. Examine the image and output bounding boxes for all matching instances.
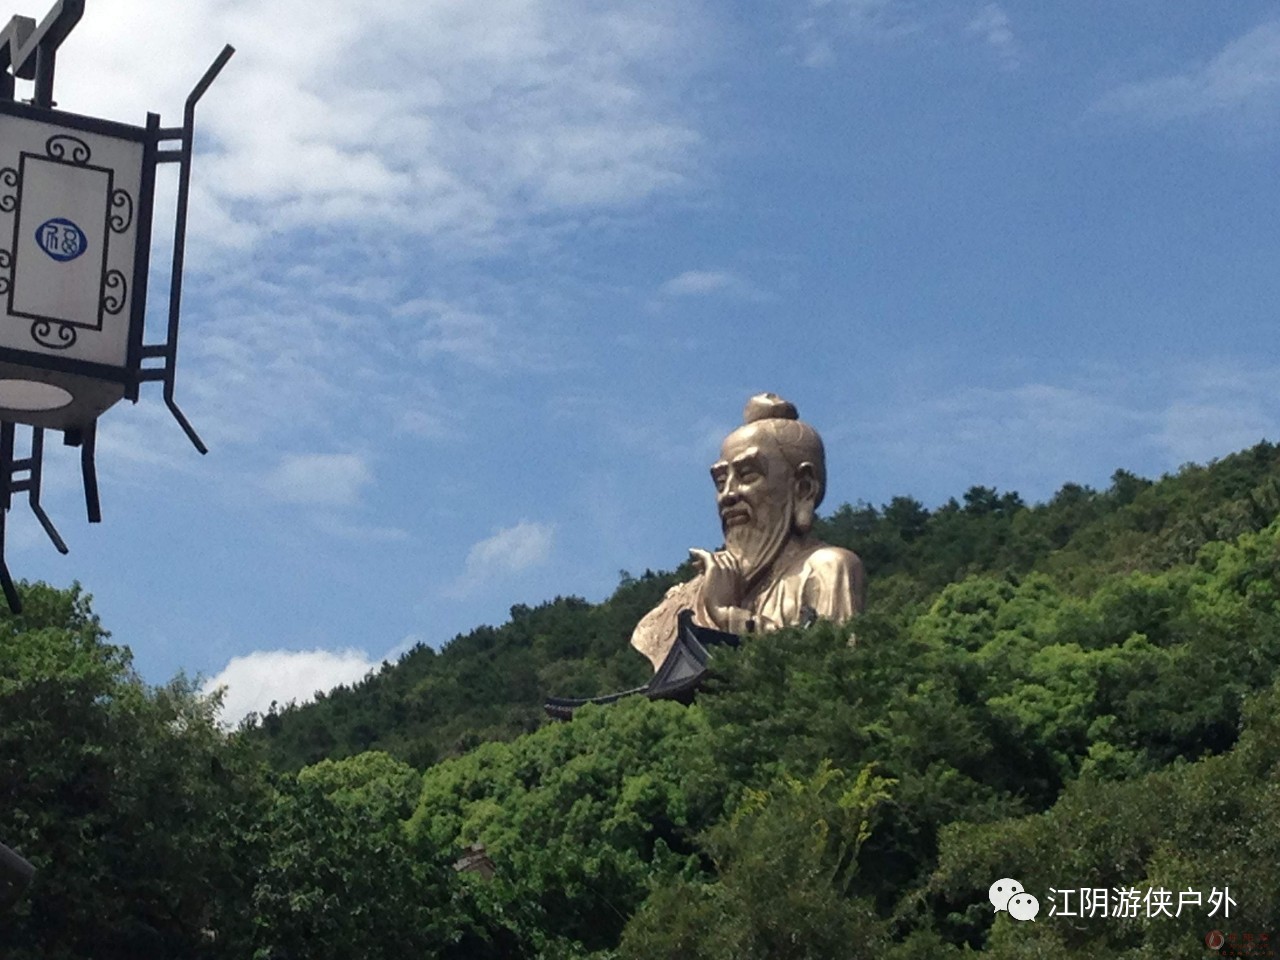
[659,270,739,296]
[395,408,451,440]
[551,390,729,470]
[448,520,555,597]
[94,400,208,477]
[790,0,1024,70]
[869,381,1149,493]
[398,298,512,370]
[382,633,426,664]
[467,520,556,573]
[1093,20,1280,125]
[852,360,1280,503]
[16,16,641,542]
[1158,401,1275,466]
[263,453,372,505]
[652,270,769,309]
[175,286,361,449]
[966,3,1019,71]
[1153,361,1280,465]
[52,0,710,253]
[802,0,902,36]
[790,0,933,68]
[202,647,380,727]
[312,516,411,543]
[6,0,718,493]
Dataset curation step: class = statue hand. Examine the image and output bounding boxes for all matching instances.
[689,547,743,610]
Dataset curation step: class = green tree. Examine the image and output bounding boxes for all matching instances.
[410,696,721,953]
[0,584,267,959]
[929,680,1280,957]
[618,762,894,960]
[249,753,461,960]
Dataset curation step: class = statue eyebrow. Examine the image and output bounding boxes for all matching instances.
[711,447,763,483]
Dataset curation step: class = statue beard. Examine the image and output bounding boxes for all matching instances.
[723,497,794,589]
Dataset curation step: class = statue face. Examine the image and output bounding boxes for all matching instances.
[711,424,795,579]
[711,426,789,528]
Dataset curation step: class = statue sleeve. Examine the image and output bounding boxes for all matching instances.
[629,576,715,670]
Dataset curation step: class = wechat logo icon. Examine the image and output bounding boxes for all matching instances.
[990,878,1040,922]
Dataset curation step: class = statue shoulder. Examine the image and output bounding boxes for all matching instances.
[800,541,867,616]
[803,541,865,574]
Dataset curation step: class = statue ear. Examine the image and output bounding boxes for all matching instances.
[793,462,819,532]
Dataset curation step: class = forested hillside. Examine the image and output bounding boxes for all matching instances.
[254,441,1280,773]
[5,442,1280,958]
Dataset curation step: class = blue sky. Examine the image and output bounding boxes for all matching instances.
[5,0,1280,722]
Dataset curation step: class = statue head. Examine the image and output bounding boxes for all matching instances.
[710,393,826,581]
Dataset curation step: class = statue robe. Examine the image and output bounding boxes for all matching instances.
[630,536,866,670]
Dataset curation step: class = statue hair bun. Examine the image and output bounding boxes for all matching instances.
[743,393,799,424]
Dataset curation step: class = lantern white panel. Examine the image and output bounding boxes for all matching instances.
[11,157,111,327]
[0,113,145,369]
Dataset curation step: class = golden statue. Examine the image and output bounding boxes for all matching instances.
[631,393,867,670]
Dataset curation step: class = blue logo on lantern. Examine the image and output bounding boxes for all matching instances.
[35,218,88,262]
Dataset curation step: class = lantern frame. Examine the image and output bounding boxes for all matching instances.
[0,99,157,414]
[0,0,231,611]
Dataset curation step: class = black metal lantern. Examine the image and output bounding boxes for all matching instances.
[0,1,232,610]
